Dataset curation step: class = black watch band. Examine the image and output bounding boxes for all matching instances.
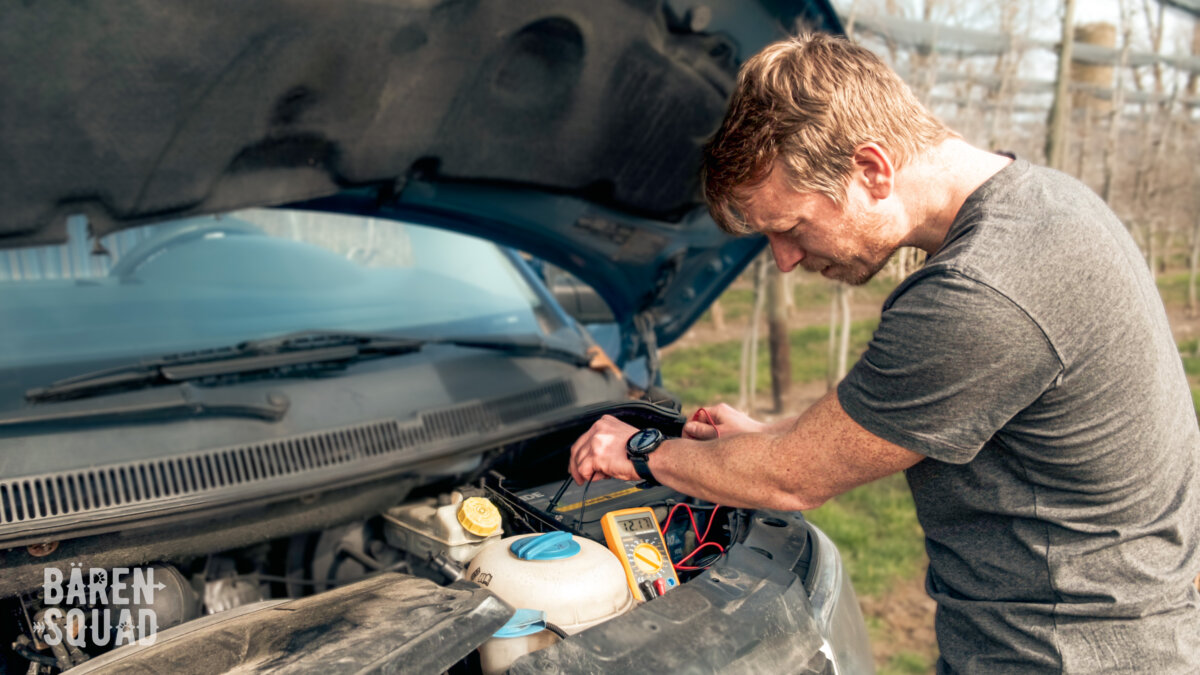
[630,455,658,486]
[626,428,665,487]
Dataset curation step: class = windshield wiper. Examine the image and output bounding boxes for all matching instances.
[24,330,591,404]
[0,383,291,429]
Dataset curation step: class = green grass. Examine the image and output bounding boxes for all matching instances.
[661,318,879,409]
[699,276,896,323]
[1156,271,1191,307]
[804,473,925,598]
[879,651,936,675]
[702,287,754,322]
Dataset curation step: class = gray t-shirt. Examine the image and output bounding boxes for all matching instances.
[838,159,1200,673]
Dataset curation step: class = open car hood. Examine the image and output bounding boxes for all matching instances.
[0,0,841,348]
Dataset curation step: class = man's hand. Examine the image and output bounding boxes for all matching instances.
[682,403,766,440]
[568,415,640,485]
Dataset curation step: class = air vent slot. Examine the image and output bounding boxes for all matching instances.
[0,380,576,529]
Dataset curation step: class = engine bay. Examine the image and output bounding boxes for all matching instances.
[0,416,778,674]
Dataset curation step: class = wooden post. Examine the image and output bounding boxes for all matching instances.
[837,285,853,381]
[826,284,839,392]
[766,265,792,413]
[710,300,726,332]
[739,256,769,412]
[1072,22,1116,113]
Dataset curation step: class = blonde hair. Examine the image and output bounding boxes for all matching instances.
[702,33,955,234]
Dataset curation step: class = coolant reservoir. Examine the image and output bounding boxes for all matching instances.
[468,531,634,674]
[382,493,502,563]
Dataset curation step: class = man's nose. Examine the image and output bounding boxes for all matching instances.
[766,234,803,273]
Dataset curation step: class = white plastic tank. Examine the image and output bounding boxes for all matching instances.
[382,493,502,563]
[466,531,633,674]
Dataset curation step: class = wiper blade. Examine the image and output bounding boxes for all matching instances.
[427,337,593,368]
[24,331,590,404]
[0,383,290,429]
[25,332,421,403]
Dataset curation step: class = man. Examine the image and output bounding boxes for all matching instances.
[568,33,1200,673]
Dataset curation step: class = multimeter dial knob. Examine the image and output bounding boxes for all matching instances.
[632,543,663,574]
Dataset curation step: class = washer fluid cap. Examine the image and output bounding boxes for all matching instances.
[509,531,580,560]
[493,608,548,639]
[457,497,501,537]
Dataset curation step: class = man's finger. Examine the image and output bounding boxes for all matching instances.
[683,420,717,440]
[571,440,593,485]
[569,423,600,478]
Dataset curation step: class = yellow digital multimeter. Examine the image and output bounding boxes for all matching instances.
[601,507,680,601]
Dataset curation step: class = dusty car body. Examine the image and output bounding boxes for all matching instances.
[0,1,872,673]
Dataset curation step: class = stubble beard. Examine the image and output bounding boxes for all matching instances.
[818,243,897,286]
[830,208,900,285]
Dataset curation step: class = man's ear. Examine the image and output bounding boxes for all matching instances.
[853,144,894,200]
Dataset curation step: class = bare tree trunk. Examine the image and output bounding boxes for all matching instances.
[1149,217,1160,282]
[1141,0,1166,97]
[1147,103,1178,280]
[1046,0,1077,170]
[1102,0,1132,205]
[910,0,941,105]
[1188,21,1200,316]
[837,285,853,381]
[1075,105,1091,180]
[883,0,902,63]
[911,247,926,272]
[710,299,726,332]
[826,284,840,392]
[1189,19,1200,98]
[988,3,1020,151]
[766,265,791,413]
[844,0,860,38]
[739,256,769,412]
[1189,217,1200,316]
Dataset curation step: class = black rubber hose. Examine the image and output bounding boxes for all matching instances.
[13,643,58,667]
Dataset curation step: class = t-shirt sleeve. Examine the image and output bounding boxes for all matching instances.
[837,270,1063,464]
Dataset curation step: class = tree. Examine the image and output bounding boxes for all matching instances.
[1045,0,1078,170]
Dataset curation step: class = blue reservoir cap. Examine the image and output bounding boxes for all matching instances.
[494,608,547,639]
[510,531,581,560]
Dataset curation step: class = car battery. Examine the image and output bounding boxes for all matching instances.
[491,477,679,542]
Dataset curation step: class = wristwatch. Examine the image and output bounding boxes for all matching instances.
[626,428,666,487]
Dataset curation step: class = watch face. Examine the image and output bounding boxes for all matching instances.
[628,428,664,457]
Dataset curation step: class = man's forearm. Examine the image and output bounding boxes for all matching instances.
[765,415,800,434]
[647,429,818,511]
[647,392,924,512]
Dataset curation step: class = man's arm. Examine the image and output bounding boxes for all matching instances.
[568,390,924,511]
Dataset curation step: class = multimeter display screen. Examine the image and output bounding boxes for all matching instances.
[619,515,655,533]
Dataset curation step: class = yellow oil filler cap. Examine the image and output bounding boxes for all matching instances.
[457,497,502,537]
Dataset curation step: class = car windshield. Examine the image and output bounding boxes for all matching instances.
[0,209,565,375]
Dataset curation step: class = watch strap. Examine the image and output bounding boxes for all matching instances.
[630,455,659,487]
